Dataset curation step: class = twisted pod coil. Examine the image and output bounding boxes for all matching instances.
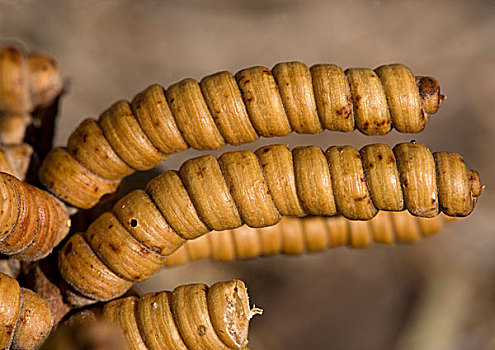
[0,172,70,260]
[166,211,452,266]
[39,62,445,209]
[98,280,260,350]
[0,272,54,350]
[58,142,481,303]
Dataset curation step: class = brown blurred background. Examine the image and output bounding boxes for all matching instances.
[1,0,494,349]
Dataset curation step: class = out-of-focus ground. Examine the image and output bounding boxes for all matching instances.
[1,0,494,349]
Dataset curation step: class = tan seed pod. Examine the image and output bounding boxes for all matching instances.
[0,144,33,180]
[0,172,70,260]
[0,273,54,350]
[57,142,481,303]
[100,280,261,350]
[166,211,450,266]
[39,62,444,209]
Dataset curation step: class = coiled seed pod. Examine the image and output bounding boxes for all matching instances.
[0,172,70,260]
[0,44,63,144]
[0,144,32,180]
[0,272,54,350]
[166,211,451,266]
[101,280,261,350]
[57,142,481,304]
[39,62,445,209]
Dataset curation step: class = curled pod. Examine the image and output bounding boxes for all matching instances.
[57,142,481,304]
[166,211,451,266]
[0,144,33,180]
[0,172,70,260]
[0,44,63,144]
[0,272,54,350]
[100,280,261,350]
[39,62,445,209]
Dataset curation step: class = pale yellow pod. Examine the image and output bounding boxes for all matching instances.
[58,234,132,302]
[67,118,134,180]
[131,84,188,154]
[280,217,305,255]
[235,66,291,137]
[256,145,307,217]
[179,155,241,230]
[369,211,395,244]
[346,68,391,135]
[394,142,439,217]
[186,234,211,261]
[12,288,53,350]
[99,100,163,170]
[0,272,22,349]
[390,210,421,243]
[85,212,166,282]
[417,214,444,236]
[166,78,225,150]
[374,64,426,133]
[165,245,189,267]
[39,147,120,209]
[103,297,148,350]
[218,151,280,228]
[257,224,282,255]
[200,71,258,145]
[113,189,185,256]
[293,146,337,216]
[310,64,354,132]
[348,220,372,248]
[326,146,378,220]
[325,216,349,247]
[209,229,236,261]
[171,283,231,350]
[232,225,261,259]
[272,62,322,134]
[301,216,329,252]
[136,292,188,350]
[147,171,210,239]
[360,144,403,211]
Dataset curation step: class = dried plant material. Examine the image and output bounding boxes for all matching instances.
[0,144,33,180]
[57,142,481,303]
[0,272,53,350]
[38,63,444,209]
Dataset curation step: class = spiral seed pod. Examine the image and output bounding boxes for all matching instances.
[0,44,63,144]
[0,272,54,350]
[39,62,445,209]
[100,280,261,350]
[0,144,33,180]
[0,172,70,260]
[57,142,481,304]
[166,211,450,266]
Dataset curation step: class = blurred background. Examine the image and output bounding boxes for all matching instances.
[1,0,494,349]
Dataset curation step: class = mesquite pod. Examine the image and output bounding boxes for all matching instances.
[100,280,261,350]
[0,44,63,144]
[166,211,452,266]
[58,142,481,303]
[0,272,54,350]
[0,144,32,180]
[39,62,445,209]
[0,172,70,260]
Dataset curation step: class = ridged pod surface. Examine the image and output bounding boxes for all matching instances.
[101,280,261,350]
[0,172,70,260]
[39,63,445,209]
[166,211,454,266]
[0,44,63,145]
[0,272,54,350]
[57,142,482,304]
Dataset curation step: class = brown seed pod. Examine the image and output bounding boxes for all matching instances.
[39,62,445,209]
[0,272,54,350]
[0,44,63,144]
[166,211,450,266]
[0,144,33,180]
[0,172,71,260]
[57,142,481,304]
[100,280,261,350]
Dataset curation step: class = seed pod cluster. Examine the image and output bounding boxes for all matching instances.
[166,211,451,266]
[0,172,70,260]
[0,44,63,144]
[38,63,445,209]
[58,142,481,303]
[101,280,261,350]
[0,144,33,180]
[0,272,54,350]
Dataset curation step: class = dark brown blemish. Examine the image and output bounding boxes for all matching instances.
[109,243,120,253]
[130,219,138,228]
[64,242,73,256]
[197,325,207,336]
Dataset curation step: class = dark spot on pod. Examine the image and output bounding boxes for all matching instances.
[5,324,14,335]
[378,154,383,161]
[262,148,270,154]
[108,224,113,229]
[109,244,120,253]
[354,195,367,202]
[130,219,138,228]
[197,325,206,336]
